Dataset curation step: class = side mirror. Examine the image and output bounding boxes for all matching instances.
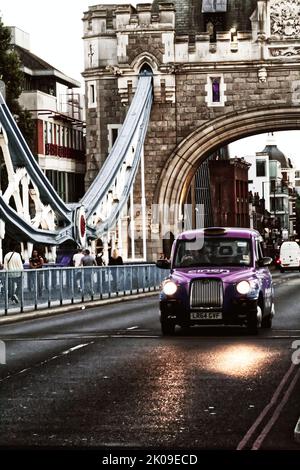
[258,257,273,267]
[156,259,171,270]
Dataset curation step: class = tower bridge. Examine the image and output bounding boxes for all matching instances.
[83,0,300,260]
[0,0,300,262]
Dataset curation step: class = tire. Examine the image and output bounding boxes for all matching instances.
[280,267,285,273]
[247,319,258,335]
[161,319,175,336]
[261,314,272,328]
[247,305,262,335]
[262,302,274,329]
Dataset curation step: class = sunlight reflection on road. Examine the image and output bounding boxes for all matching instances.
[205,344,280,378]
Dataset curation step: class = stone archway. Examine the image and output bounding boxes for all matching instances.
[155,105,300,211]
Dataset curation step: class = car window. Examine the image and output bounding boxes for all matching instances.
[174,237,252,268]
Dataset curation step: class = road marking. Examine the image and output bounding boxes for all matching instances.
[61,343,89,354]
[1,332,300,341]
[237,363,297,450]
[251,366,300,449]
[0,342,93,383]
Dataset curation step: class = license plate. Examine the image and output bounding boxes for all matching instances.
[190,312,223,320]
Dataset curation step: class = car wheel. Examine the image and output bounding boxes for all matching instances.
[262,303,274,329]
[247,319,258,335]
[280,267,285,273]
[161,319,175,336]
[247,305,262,335]
[261,314,272,328]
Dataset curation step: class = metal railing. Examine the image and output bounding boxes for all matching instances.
[0,264,166,316]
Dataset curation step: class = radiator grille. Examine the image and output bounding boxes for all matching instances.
[190,279,223,308]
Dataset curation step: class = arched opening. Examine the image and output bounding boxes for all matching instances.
[154,106,300,255]
[155,106,300,210]
[139,63,153,75]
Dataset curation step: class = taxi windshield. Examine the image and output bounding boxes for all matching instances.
[174,237,252,268]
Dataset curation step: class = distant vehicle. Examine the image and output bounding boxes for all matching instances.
[156,227,274,335]
[279,241,300,273]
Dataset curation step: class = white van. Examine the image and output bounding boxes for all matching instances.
[279,241,300,272]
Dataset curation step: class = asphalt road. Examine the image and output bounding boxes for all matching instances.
[0,271,299,451]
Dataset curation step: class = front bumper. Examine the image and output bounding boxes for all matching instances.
[160,297,258,326]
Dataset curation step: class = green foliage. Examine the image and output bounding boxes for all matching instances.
[0,18,24,108]
[0,17,34,149]
[16,108,35,151]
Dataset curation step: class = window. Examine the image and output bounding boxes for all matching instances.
[90,84,95,102]
[108,124,122,151]
[88,81,97,108]
[271,197,284,212]
[65,128,69,148]
[202,0,227,12]
[44,121,48,145]
[47,122,53,144]
[205,75,226,106]
[56,125,60,146]
[46,170,84,203]
[174,237,251,268]
[256,160,266,177]
[212,78,220,102]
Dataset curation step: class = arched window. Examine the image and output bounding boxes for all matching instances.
[140,63,153,75]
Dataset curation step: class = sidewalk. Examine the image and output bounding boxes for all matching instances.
[0,291,159,326]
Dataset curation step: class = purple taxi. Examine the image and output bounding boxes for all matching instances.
[156,228,275,335]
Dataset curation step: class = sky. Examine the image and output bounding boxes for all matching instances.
[0,0,299,165]
[0,0,152,84]
[229,131,300,167]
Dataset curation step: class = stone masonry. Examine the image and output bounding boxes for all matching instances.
[82,1,300,260]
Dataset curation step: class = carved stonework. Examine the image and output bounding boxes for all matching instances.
[105,65,123,76]
[269,47,300,56]
[258,67,267,82]
[270,0,300,38]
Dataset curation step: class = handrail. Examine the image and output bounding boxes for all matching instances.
[0,264,165,315]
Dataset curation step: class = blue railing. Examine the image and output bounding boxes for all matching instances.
[0,264,166,316]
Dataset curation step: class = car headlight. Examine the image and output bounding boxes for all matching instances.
[162,281,178,296]
[236,280,251,295]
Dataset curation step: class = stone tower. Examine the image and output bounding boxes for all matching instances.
[153,0,258,35]
[82,0,300,260]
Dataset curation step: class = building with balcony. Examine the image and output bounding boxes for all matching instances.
[245,135,297,241]
[10,27,86,203]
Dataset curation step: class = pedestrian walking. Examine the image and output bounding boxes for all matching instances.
[80,249,96,295]
[3,244,24,303]
[73,248,84,292]
[108,249,123,266]
[108,249,123,294]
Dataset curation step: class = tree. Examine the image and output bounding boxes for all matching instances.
[0,17,34,147]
